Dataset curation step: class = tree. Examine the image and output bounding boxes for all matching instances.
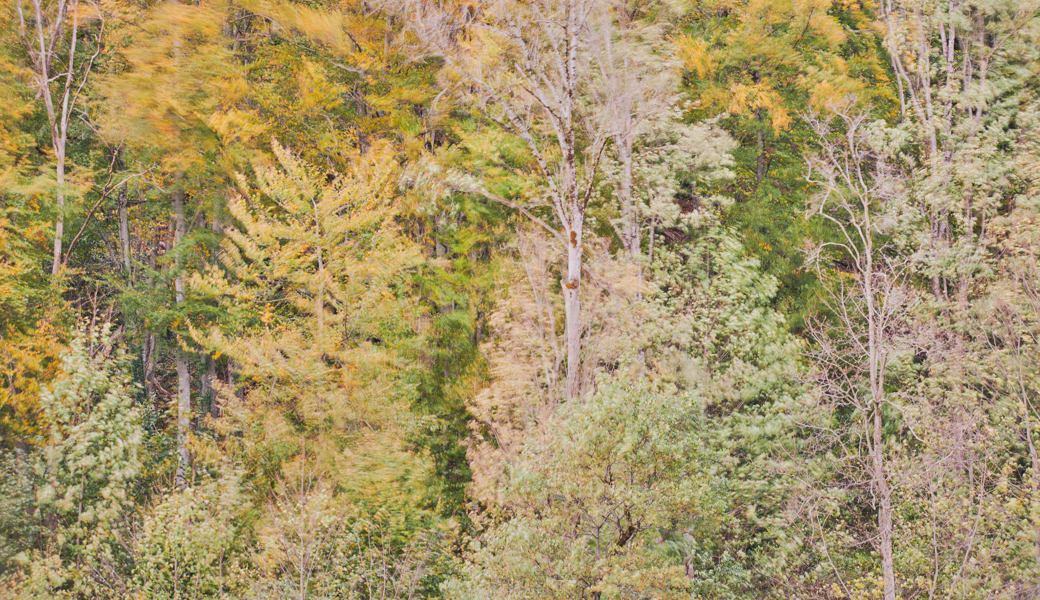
[879,0,1040,297]
[457,200,807,597]
[802,106,918,600]
[189,138,424,496]
[675,0,890,323]
[13,0,103,275]
[190,137,461,596]
[397,0,648,399]
[596,110,736,267]
[252,452,455,599]
[19,322,143,599]
[131,474,250,600]
[648,227,806,598]
[446,379,712,600]
[589,1,675,263]
[98,0,242,487]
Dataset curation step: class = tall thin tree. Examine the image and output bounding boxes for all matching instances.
[15,0,103,275]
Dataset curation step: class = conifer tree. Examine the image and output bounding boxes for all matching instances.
[190,139,424,496]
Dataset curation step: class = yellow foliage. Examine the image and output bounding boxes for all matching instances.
[0,316,66,446]
[673,34,713,79]
[727,82,792,130]
[676,0,887,132]
[242,0,367,59]
[189,139,424,500]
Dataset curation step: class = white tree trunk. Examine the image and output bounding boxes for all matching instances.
[618,135,638,261]
[51,150,65,274]
[866,272,897,600]
[873,401,897,600]
[563,215,582,400]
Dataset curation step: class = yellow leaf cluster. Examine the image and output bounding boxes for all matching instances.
[673,34,713,79]
[727,83,792,130]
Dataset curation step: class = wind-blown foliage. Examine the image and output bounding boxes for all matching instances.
[2,0,1040,598]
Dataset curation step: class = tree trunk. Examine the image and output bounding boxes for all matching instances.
[755,127,767,186]
[204,355,219,418]
[873,400,897,600]
[142,332,156,406]
[51,149,65,275]
[173,187,191,489]
[617,134,638,262]
[175,351,191,488]
[866,271,897,600]
[563,215,582,401]
[1024,394,1040,567]
[118,183,131,273]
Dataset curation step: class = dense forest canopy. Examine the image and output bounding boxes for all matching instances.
[1,0,1039,598]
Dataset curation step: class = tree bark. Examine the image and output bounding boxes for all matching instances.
[142,332,156,404]
[206,356,219,418]
[873,400,897,600]
[617,133,638,261]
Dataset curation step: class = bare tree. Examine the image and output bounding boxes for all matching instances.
[392,0,618,400]
[15,0,103,275]
[804,104,917,600]
[257,452,341,600]
[589,3,674,264]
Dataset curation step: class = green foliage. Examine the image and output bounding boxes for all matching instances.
[0,452,42,572]
[16,323,143,599]
[650,228,806,598]
[676,0,893,326]
[446,378,712,600]
[131,475,251,600]
[450,220,806,598]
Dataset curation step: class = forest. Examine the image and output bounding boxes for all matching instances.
[1,0,1039,598]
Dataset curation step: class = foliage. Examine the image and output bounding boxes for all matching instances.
[190,138,424,494]
[15,323,143,599]
[131,474,251,600]
[2,1,1040,599]
[677,0,892,324]
[252,455,459,599]
[446,378,711,600]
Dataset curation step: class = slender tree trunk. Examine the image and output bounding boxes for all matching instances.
[51,148,65,274]
[618,134,638,262]
[206,357,219,418]
[755,127,767,186]
[173,187,191,489]
[873,400,897,600]
[1021,386,1040,567]
[118,182,131,273]
[563,213,582,400]
[143,232,157,409]
[560,0,584,402]
[866,273,897,600]
[142,332,156,405]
